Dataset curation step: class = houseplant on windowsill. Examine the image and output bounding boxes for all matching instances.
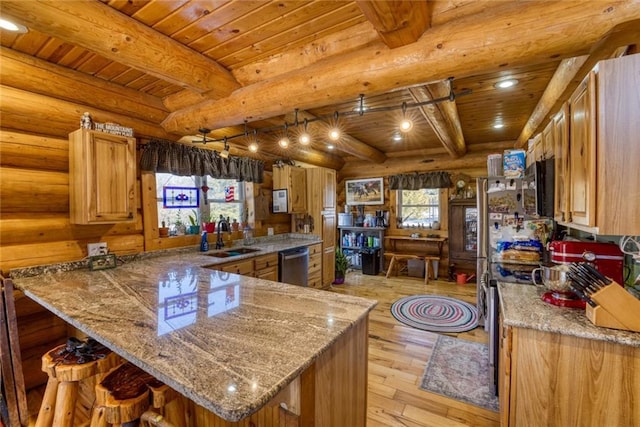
[188,210,200,235]
[334,248,350,285]
[159,221,169,238]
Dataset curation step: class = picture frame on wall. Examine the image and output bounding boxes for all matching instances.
[272,189,288,213]
[345,178,384,205]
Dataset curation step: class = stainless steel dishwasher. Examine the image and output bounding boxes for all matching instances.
[278,247,309,286]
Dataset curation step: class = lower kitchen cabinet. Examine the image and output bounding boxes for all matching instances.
[500,323,640,426]
[308,243,323,289]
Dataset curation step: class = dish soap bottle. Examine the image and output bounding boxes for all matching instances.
[200,231,209,252]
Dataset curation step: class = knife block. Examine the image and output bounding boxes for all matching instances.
[586,282,640,332]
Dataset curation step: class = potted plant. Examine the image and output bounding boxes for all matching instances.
[334,248,350,285]
[187,210,200,235]
[159,220,169,238]
[204,214,216,233]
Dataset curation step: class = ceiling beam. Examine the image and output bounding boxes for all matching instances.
[162,2,640,135]
[516,18,640,147]
[0,0,240,96]
[356,0,432,48]
[408,80,466,158]
[0,47,169,124]
[283,111,387,164]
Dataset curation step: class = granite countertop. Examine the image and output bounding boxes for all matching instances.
[499,282,640,347]
[11,236,377,421]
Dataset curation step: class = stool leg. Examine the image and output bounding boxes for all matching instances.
[385,257,396,279]
[35,376,59,427]
[432,259,439,279]
[53,381,79,427]
[424,259,430,285]
[90,405,109,427]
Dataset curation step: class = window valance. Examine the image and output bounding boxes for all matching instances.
[140,139,264,183]
[388,171,451,190]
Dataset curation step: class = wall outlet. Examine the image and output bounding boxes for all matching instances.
[88,242,108,256]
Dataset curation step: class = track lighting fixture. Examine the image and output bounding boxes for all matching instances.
[278,124,290,148]
[399,102,413,133]
[299,118,311,145]
[220,136,230,158]
[248,129,259,152]
[189,83,471,149]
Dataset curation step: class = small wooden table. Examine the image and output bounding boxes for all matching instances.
[384,236,447,257]
[384,236,448,281]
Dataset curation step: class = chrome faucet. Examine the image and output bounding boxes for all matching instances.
[216,216,229,249]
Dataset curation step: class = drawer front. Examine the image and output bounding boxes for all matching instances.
[308,243,322,257]
[217,259,253,275]
[308,253,322,276]
[254,253,278,271]
[308,271,322,289]
[255,266,278,282]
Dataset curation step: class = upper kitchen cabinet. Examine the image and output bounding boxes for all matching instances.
[564,54,640,235]
[69,129,136,224]
[553,104,570,223]
[273,165,307,213]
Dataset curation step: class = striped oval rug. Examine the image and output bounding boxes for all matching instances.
[390,295,479,333]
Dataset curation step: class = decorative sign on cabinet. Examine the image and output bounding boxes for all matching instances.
[273,165,307,213]
[69,129,136,224]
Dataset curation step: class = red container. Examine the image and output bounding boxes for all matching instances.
[548,241,624,285]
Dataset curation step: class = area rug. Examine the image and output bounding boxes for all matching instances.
[390,295,478,333]
[420,335,499,412]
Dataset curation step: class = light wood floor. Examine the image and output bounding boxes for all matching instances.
[329,270,500,427]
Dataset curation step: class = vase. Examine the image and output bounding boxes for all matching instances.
[188,225,200,235]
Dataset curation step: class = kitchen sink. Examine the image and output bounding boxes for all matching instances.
[206,247,262,258]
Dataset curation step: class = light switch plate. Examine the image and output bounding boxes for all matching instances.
[88,242,108,256]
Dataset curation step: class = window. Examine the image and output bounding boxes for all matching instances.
[156,173,244,234]
[397,189,440,228]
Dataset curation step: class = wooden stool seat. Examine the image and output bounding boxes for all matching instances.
[91,362,178,427]
[36,338,120,427]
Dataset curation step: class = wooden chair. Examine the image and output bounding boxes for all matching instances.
[36,339,121,427]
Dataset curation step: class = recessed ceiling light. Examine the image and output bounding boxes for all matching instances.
[0,18,28,33]
[392,134,403,142]
[495,79,518,89]
[327,144,335,150]
[493,123,505,129]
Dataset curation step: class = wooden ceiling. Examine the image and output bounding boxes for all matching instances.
[1,1,639,175]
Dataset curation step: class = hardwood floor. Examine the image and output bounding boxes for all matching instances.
[329,270,500,427]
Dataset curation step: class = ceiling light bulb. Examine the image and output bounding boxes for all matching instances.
[495,79,518,89]
[248,142,259,152]
[328,128,340,141]
[400,119,413,132]
[0,18,28,33]
[299,133,310,145]
[493,123,504,129]
[278,137,289,148]
[220,148,229,158]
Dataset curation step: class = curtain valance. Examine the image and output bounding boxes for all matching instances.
[388,171,451,190]
[140,139,264,183]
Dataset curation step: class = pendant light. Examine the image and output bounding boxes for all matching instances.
[220,137,230,158]
[399,102,413,133]
[278,124,290,148]
[299,118,311,145]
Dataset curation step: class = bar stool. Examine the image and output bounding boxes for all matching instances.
[424,256,441,285]
[36,338,121,427]
[385,253,421,279]
[91,362,178,427]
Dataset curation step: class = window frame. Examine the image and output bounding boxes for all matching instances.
[396,188,442,229]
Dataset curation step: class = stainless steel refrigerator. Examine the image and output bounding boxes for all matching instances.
[476,173,554,395]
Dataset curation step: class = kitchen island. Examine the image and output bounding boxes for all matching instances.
[11,241,377,426]
[498,283,640,427]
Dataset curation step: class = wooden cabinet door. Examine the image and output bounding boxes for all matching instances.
[568,72,596,227]
[553,104,570,223]
[273,165,307,213]
[69,129,136,224]
[541,120,554,160]
[322,246,335,287]
[322,214,336,287]
[323,168,336,210]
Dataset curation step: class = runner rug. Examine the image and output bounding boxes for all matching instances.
[420,335,499,412]
[390,295,478,333]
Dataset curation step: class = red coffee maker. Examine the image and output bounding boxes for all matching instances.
[548,240,624,284]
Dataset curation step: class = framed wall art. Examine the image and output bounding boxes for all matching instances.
[345,178,384,205]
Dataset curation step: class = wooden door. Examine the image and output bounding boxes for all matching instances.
[553,104,570,223]
[568,72,596,227]
[323,168,336,210]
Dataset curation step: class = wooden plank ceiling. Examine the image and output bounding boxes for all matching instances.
[1,0,639,172]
